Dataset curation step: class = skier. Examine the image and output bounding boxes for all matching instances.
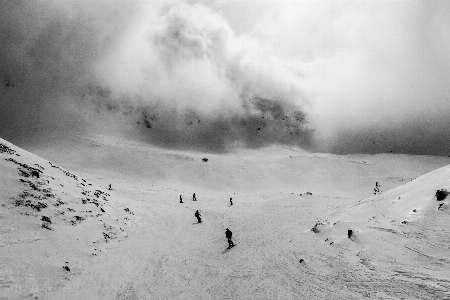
[225,228,235,249]
[195,210,201,223]
[374,182,380,195]
[229,197,233,206]
[108,184,112,190]
[180,195,183,203]
[193,193,197,201]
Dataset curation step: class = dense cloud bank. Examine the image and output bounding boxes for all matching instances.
[1,1,449,154]
[0,1,312,151]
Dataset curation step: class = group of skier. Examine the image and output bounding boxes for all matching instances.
[179,194,232,207]
[180,193,235,249]
[179,193,198,203]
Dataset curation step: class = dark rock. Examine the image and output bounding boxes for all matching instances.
[436,189,449,201]
[41,216,51,223]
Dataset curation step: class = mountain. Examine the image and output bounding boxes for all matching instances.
[1,136,449,299]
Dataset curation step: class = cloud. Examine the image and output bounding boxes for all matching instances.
[91,2,313,151]
[97,2,310,108]
[246,1,450,154]
[1,1,448,155]
[0,0,313,151]
[0,0,311,151]
[0,0,153,142]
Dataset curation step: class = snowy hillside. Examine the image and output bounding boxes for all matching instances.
[1,136,450,299]
[0,139,137,299]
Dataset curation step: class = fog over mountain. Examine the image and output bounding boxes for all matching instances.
[1,0,449,154]
[2,3,450,298]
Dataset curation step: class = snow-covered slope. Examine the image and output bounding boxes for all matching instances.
[310,164,450,299]
[28,134,450,199]
[1,136,450,299]
[0,138,137,299]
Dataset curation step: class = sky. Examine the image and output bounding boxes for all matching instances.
[1,0,449,154]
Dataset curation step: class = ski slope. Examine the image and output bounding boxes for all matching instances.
[1,136,450,299]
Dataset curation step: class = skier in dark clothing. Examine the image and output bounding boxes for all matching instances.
[229,197,233,206]
[180,195,183,203]
[108,184,112,190]
[193,193,197,201]
[374,182,380,194]
[225,228,234,248]
[195,210,201,223]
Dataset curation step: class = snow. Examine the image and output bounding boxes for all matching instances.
[1,135,450,299]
